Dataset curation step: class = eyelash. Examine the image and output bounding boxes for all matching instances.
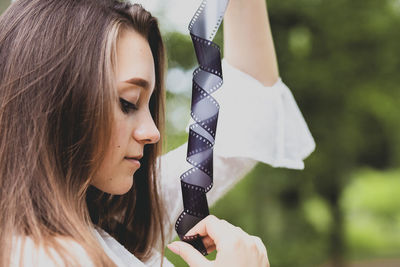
[119,98,138,114]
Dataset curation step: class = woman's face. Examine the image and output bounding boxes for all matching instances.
[91,29,160,195]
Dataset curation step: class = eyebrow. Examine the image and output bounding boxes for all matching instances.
[122,77,154,91]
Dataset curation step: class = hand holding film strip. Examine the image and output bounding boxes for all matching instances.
[175,0,230,256]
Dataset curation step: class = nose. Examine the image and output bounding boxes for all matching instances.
[133,109,160,145]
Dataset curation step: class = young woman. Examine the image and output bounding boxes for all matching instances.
[0,0,315,266]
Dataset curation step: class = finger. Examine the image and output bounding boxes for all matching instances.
[250,236,269,266]
[201,236,215,248]
[185,215,218,236]
[201,236,216,254]
[252,235,268,255]
[206,244,216,254]
[167,241,210,267]
[184,215,233,247]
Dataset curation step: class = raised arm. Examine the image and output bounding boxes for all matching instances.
[160,0,315,246]
[223,0,279,86]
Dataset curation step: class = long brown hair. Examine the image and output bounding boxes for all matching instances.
[0,0,166,266]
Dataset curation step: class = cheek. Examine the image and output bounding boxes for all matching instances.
[105,108,135,168]
[90,112,135,194]
[110,115,131,150]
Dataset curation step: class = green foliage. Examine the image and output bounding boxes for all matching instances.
[0,0,9,14]
[342,168,400,258]
[164,32,197,70]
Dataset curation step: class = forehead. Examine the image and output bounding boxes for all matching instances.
[115,28,155,90]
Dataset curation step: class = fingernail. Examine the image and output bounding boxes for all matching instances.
[167,243,180,255]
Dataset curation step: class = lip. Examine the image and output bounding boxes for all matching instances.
[126,154,143,160]
[124,157,141,168]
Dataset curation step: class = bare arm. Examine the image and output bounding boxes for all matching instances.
[223,0,279,86]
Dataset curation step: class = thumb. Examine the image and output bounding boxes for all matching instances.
[167,241,211,267]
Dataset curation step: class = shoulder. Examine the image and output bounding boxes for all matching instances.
[10,235,95,267]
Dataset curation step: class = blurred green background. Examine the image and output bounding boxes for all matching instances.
[2,0,400,266]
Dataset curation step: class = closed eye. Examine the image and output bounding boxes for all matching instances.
[119,97,138,114]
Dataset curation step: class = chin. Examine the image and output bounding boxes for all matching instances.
[91,175,134,195]
[109,187,132,195]
[110,178,134,195]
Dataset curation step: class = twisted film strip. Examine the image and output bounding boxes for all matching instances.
[175,0,230,256]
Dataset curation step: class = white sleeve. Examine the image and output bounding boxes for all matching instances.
[159,58,315,243]
[207,58,316,169]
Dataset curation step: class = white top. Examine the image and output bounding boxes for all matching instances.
[11,58,315,266]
